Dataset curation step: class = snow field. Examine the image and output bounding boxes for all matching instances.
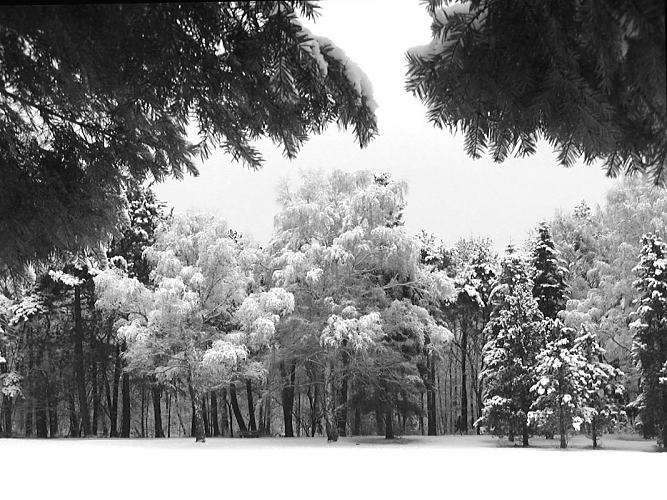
[1,435,663,500]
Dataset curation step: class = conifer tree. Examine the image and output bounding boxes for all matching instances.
[530,321,582,448]
[531,222,568,320]
[630,234,667,448]
[406,0,666,184]
[575,325,625,449]
[480,247,545,446]
[0,2,378,269]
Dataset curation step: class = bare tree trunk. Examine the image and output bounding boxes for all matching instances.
[353,402,361,436]
[109,344,121,437]
[460,320,468,434]
[91,358,99,436]
[246,380,257,432]
[323,357,338,442]
[73,286,91,436]
[384,406,394,439]
[427,352,437,435]
[47,381,58,438]
[167,392,172,438]
[279,361,296,437]
[187,382,205,443]
[337,348,349,436]
[220,388,229,437]
[211,391,220,437]
[152,386,164,437]
[68,391,80,438]
[229,382,247,433]
[202,395,210,437]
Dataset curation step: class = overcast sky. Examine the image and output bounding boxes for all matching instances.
[156,0,617,249]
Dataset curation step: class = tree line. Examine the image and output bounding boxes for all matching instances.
[1,173,665,449]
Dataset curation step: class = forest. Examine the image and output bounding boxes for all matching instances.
[0,0,665,472]
[1,172,665,450]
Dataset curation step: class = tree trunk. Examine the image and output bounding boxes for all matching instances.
[384,407,394,439]
[337,348,349,436]
[353,403,361,436]
[592,416,597,449]
[47,382,58,438]
[460,322,468,434]
[121,372,130,438]
[211,391,220,437]
[167,392,172,438]
[522,416,529,447]
[427,352,437,435]
[187,382,205,443]
[323,357,338,442]
[220,388,229,437]
[280,361,296,437]
[109,344,121,437]
[245,380,257,432]
[559,400,567,449]
[73,286,91,436]
[68,391,80,438]
[152,386,164,438]
[229,382,247,433]
[202,395,211,437]
[91,358,99,436]
[35,385,48,438]
[0,359,10,437]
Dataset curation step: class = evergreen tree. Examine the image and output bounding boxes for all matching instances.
[406,0,666,184]
[531,222,568,320]
[630,233,667,448]
[530,321,582,448]
[0,2,378,269]
[575,325,625,449]
[480,247,545,446]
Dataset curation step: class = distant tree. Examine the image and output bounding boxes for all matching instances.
[630,234,667,448]
[531,223,568,320]
[0,2,378,269]
[406,0,666,184]
[270,170,453,441]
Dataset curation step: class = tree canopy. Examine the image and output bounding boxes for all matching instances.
[406,0,666,184]
[0,2,378,270]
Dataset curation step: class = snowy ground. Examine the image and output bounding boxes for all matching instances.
[1,434,663,499]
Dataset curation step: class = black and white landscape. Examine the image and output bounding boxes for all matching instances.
[0,1,665,498]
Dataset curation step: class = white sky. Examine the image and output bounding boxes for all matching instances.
[156,0,616,249]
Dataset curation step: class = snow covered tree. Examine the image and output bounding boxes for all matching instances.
[406,0,666,184]
[95,213,291,442]
[630,233,667,448]
[443,237,498,433]
[530,322,625,449]
[575,325,625,449]
[531,222,568,320]
[270,170,454,441]
[105,184,166,437]
[480,247,545,446]
[1,2,378,269]
[530,321,586,448]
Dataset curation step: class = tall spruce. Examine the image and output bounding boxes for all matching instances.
[480,247,545,446]
[531,222,568,320]
[630,234,667,448]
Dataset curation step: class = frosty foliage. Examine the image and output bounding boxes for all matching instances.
[95,213,270,394]
[320,310,382,351]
